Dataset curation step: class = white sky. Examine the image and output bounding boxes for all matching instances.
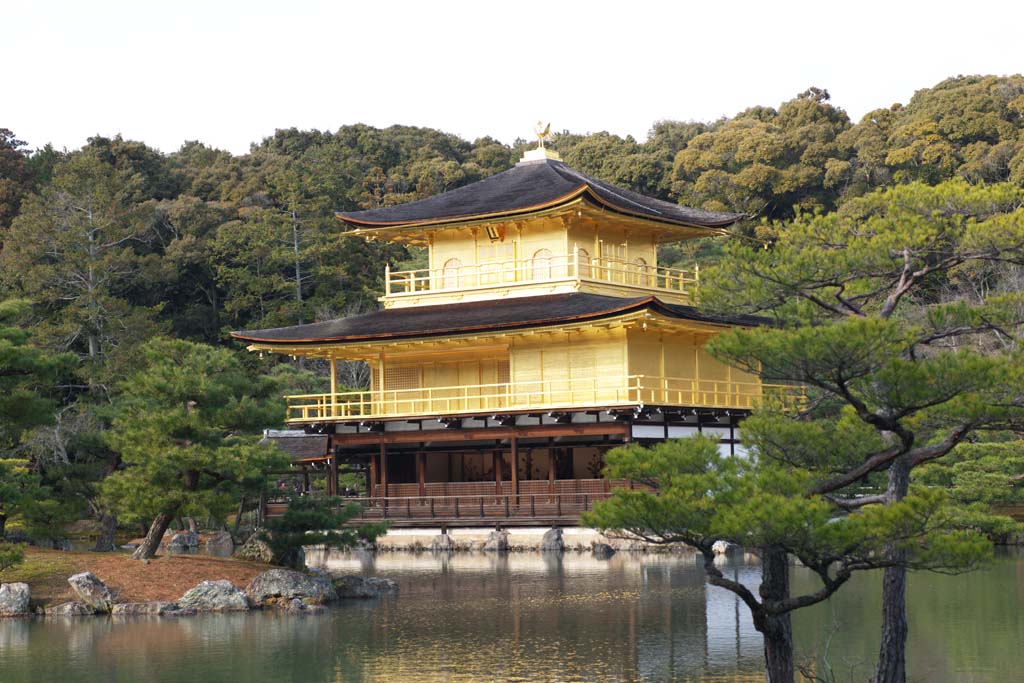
[5,0,1022,155]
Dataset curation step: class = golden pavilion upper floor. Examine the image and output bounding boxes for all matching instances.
[232,293,803,426]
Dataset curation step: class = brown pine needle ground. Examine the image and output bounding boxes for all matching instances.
[0,548,271,607]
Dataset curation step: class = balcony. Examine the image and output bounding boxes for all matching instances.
[284,375,805,424]
[384,250,699,305]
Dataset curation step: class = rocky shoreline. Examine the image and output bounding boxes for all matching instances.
[0,568,397,619]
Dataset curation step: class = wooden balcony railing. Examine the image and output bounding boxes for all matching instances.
[284,375,806,423]
[384,248,698,301]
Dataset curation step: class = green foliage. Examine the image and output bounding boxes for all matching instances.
[586,438,990,580]
[0,299,72,448]
[260,496,387,569]
[100,338,291,526]
[0,543,25,572]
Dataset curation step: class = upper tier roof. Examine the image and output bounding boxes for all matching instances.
[231,293,766,345]
[337,158,744,231]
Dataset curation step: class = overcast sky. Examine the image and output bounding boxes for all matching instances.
[6,0,1022,155]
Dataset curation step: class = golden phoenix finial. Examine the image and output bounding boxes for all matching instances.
[535,121,552,149]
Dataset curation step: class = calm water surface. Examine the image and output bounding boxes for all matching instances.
[0,548,1020,682]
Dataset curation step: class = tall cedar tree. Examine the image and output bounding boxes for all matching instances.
[102,339,290,559]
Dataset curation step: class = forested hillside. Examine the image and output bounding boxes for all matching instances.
[1,74,1023,545]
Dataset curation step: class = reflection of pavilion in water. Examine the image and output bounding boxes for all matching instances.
[311,549,766,681]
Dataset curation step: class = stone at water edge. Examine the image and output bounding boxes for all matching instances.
[540,528,564,552]
[430,534,455,552]
[45,601,95,617]
[245,569,336,606]
[67,572,115,613]
[177,580,249,612]
[234,534,274,563]
[167,530,200,553]
[592,542,616,559]
[333,575,398,599]
[712,540,734,556]
[0,582,31,616]
[111,602,180,616]
[205,531,234,556]
[482,529,509,552]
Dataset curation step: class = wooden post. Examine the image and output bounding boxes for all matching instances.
[417,451,426,499]
[494,450,502,496]
[329,453,339,496]
[380,442,388,498]
[548,447,556,497]
[510,437,519,500]
[369,451,378,499]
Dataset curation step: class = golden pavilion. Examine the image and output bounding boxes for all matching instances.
[232,144,798,525]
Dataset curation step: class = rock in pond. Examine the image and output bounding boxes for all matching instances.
[167,530,200,553]
[430,533,455,552]
[0,583,31,617]
[234,534,274,563]
[111,602,180,616]
[334,576,398,599]
[540,528,564,552]
[482,529,509,552]
[712,540,734,556]
[245,569,336,607]
[68,572,115,613]
[205,531,234,556]
[592,542,616,559]
[46,601,95,617]
[282,597,325,614]
[178,580,249,612]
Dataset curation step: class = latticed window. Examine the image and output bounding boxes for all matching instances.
[531,248,553,280]
[496,358,510,385]
[384,366,421,392]
[442,258,462,290]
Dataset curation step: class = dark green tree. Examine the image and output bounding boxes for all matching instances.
[101,339,290,559]
[260,497,387,569]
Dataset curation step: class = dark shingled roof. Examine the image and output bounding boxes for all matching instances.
[261,432,328,459]
[337,158,744,230]
[231,293,766,345]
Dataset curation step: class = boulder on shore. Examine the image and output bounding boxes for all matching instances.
[245,569,336,607]
[45,601,95,617]
[0,582,31,617]
[592,542,616,559]
[334,575,398,599]
[283,597,325,614]
[167,530,200,553]
[712,540,734,556]
[177,580,249,612]
[205,531,234,556]
[540,528,564,552]
[482,529,509,552]
[111,602,180,616]
[234,534,274,564]
[68,572,115,613]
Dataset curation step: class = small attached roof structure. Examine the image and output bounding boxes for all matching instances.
[231,293,766,347]
[337,157,743,243]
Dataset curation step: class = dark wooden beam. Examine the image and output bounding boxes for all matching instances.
[330,422,629,447]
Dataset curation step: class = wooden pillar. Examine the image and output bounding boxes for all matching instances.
[417,451,426,498]
[380,442,388,498]
[510,437,519,498]
[329,452,339,496]
[548,447,556,496]
[494,450,503,496]
[302,467,310,493]
[369,451,378,498]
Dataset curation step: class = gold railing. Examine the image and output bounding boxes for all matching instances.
[384,249,698,299]
[284,375,805,423]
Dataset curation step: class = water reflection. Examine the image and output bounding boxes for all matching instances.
[0,549,1019,682]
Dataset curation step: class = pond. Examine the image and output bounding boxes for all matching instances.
[0,548,1020,682]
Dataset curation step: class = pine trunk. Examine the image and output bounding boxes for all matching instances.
[93,512,118,552]
[875,456,911,683]
[131,511,175,560]
[760,546,795,683]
